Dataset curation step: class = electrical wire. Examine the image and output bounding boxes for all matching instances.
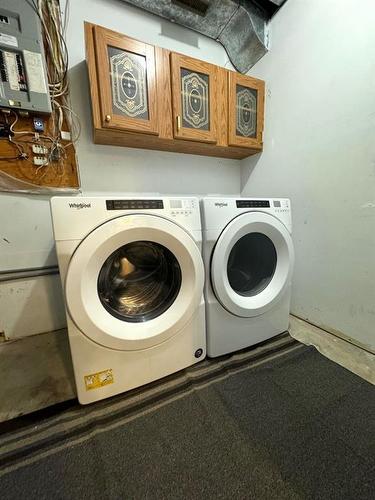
[0,111,29,162]
[28,0,80,144]
[0,0,80,191]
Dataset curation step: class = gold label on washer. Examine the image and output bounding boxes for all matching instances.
[84,369,114,390]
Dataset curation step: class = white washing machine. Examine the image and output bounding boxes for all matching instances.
[50,196,206,404]
[202,197,294,357]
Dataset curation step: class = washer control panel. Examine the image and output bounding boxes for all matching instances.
[273,199,290,213]
[106,199,164,210]
[169,198,196,217]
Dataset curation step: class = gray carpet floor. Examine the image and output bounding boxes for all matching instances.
[0,335,374,499]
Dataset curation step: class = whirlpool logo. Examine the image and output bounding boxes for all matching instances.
[214,202,228,208]
[68,202,91,210]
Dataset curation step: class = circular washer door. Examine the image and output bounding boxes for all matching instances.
[65,214,204,351]
[211,212,294,317]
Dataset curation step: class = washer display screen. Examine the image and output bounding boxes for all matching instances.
[98,241,182,322]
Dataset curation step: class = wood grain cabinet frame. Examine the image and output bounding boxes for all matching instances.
[228,72,265,149]
[93,25,158,135]
[170,53,218,144]
[85,22,265,159]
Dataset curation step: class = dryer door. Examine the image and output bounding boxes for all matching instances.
[211,212,294,317]
[65,214,204,350]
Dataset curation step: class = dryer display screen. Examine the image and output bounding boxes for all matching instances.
[106,200,164,210]
[236,200,270,208]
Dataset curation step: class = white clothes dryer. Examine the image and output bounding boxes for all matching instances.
[51,196,206,404]
[201,197,294,357]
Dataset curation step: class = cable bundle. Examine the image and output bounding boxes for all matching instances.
[36,0,81,151]
[0,1,80,185]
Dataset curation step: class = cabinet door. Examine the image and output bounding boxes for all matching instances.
[228,72,264,149]
[93,26,158,135]
[171,53,217,143]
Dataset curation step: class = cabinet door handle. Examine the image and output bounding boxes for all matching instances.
[176,115,181,131]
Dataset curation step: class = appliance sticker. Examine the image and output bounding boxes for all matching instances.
[23,50,47,94]
[4,51,19,91]
[0,33,18,48]
[84,369,114,390]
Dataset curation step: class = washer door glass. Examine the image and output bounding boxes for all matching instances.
[98,241,182,322]
[227,232,277,297]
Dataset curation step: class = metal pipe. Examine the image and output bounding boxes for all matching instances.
[0,266,59,282]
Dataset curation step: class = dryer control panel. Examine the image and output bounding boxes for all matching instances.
[236,200,270,208]
[202,197,292,233]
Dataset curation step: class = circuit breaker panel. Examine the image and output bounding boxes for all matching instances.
[0,0,51,114]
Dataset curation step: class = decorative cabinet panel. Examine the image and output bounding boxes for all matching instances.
[85,23,265,159]
[93,25,158,135]
[171,54,217,143]
[228,72,265,149]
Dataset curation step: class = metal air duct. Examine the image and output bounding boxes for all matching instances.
[116,0,287,73]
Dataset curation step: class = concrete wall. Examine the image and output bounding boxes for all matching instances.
[0,0,240,339]
[241,0,375,350]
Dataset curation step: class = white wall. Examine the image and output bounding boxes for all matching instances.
[0,274,66,340]
[0,194,57,270]
[0,0,240,338]
[241,0,375,350]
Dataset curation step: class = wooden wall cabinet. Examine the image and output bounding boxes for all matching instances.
[228,72,265,149]
[85,23,265,159]
[171,53,217,144]
[94,25,158,135]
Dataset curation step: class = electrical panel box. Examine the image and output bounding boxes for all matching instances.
[0,0,51,113]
